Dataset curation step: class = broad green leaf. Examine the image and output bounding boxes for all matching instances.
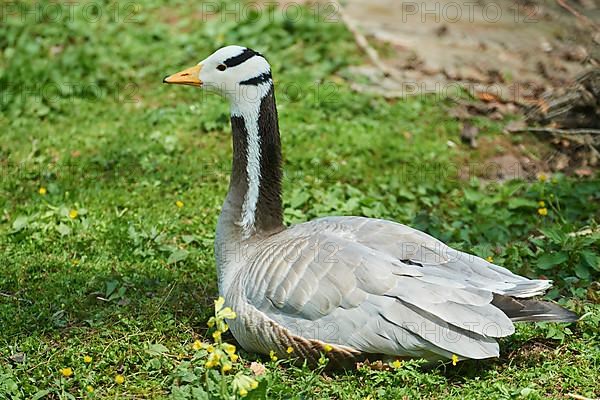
[539,228,565,243]
[56,223,71,236]
[146,343,169,356]
[12,216,28,232]
[31,390,51,400]
[574,262,591,280]
[581,251,600,271]
[537,252,568,269]
[507,198,537,209]
[168,249,189,264]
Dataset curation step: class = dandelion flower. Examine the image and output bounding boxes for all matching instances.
[538,201,545,207]
[176,200,184,208]
[269,350,278,362]
[239,388,248,397]
[60,367,73,377]
[390,360,402,369]
[69,209,78,219]
[115,374,125,384]
[83,355,92,364]
[192,340,203,351]
[323,344,333,353]
[86,385,94,393]
[486,256,494,263]
[537,207,548,216]
[286,346,293,354]
[39,187,47,195]
[452,354,459,366]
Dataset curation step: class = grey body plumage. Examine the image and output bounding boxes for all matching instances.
[164,45,578,367]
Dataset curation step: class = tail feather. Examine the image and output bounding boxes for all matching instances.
[492,294,579,323]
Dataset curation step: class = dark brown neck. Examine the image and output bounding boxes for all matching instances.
[229,85,283,237]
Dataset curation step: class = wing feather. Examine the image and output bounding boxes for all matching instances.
[243,216,551,360]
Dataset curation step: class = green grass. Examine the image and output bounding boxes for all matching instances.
[1,1,599,399]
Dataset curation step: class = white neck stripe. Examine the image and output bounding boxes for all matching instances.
[230,82,272,238]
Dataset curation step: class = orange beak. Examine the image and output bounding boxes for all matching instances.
[163,64,202,87]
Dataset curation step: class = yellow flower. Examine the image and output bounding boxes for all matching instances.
[250,380,258,389]
[39,187,47,195]
[452,354,459,366]
[86,385,94,393]
[486,256,494,263]
[323,344,333,353]
[175,200,184,208]
[69,209,78,219]
[192,340,203,351]
[223,343,236,355]
[220,307,237,320]
[205,352,220,369]
[60,367,73,377]
[269,350,278,362]
[83,355,92,364]
[390,360,402,369]
[206,345,214,353]
[538,174,547,182]
[215,296,225,312]
[231,353,239,362]
[239,388,248,397]
[286,346,293,354]
[222,363,232,372]
[115,374,125,384]
[212,330,222,340]
[538,207,548,216]
[538,201,545,207]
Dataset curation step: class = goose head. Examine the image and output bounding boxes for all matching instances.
[164,45,283,240]
[163,45,273,108]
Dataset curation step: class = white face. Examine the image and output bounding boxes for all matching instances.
[198,46,272,103]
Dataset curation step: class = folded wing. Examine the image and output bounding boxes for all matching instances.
[243,216,553,360]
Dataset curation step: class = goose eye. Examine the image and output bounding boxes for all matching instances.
[217,64,227,71]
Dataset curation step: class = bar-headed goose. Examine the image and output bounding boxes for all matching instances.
[164,46,577,366]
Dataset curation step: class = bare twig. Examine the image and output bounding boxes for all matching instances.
[332,0,402,82]
[556,0,600,31]
[533,227,599,240]
[506,127,600,136]
[566,393,598,400]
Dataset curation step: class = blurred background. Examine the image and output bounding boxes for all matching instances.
[0,1,599,398]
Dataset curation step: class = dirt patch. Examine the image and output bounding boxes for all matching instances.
[343,0,598,103]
